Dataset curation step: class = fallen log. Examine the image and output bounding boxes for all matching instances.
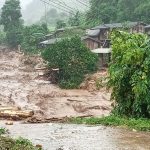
[0,106,20,111]
[0,110,34,120]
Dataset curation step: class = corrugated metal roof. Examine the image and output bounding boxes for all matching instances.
[92,22,141,30]
[91,48,111,54]
[82,36,101,43]
[87,29,100,37]
[40,38,62,45]
[145,25,150,28]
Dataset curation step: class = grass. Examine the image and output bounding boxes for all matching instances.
[0,128,8,135]
[0,128,42,150]
[70,115,150,132]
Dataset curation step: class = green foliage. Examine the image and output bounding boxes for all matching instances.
[70,115,150,132]
[12,137,37,150]
[0,0,23,47]
[21,24,48,54]
[0,136,41,150]
[42,36,98,89]
[56,20,66,29]
[87,0,150,24]
[108,31,150,118]
[0,28,6,44]
[68,12,81,27]
[0,128,7,135]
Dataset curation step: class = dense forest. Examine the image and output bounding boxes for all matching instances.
[86,0,150,25]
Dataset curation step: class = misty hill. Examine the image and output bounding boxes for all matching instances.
[22,0,89,25]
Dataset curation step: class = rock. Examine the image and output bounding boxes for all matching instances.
[36,144,43,149]
[5,122,13,125]
[132,129,137,132]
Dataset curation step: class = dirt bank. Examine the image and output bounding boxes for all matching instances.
[0,48,112,122]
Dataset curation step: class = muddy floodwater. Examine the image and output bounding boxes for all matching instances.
[1,121,150,150]
[1,49,150,150]
[0,49,111,121]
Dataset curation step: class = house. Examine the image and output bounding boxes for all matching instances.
[85,22,146,50]
[83,22,146,68]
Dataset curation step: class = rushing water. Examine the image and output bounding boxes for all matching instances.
[1,121,150,150]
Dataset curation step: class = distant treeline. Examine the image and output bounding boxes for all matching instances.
[86,0,150,25]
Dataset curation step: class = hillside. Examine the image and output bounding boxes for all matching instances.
[86,0,150,25]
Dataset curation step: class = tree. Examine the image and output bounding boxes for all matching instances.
[42,36,98,89]
[56,20,66,29]
[0,0,23,47]
[21,24,48,54]
[68,11,81,26]
[109,31,150,118]
[86,0,150,25]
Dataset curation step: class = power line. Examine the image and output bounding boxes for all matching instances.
[48,0,76,13]
[40,0,75,15]
[43,1,48,25]
[76,0,89,8]
[55,0,79,12]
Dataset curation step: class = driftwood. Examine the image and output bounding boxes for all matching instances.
[0,106,34,120]
[0,106,21,111]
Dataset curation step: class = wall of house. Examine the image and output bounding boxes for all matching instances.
[84,39,99,50]
[130,24,145,33]
[98,29,109,41]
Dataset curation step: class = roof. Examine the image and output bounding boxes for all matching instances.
[40,38,62,45]
[86,29,100,37]
[82,36,101,43]
[91,48,112,54]
[92,22,145,30]
[145,25,150,29]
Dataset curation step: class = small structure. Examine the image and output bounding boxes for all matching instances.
[82,36,101,50]
[145,25,150,36]
[91,48,112,68]
[39,38,62,48]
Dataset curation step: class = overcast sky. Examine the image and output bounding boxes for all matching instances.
[0,0,33,9]
[21,0,33,9]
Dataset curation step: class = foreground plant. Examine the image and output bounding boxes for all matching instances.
[109,31,150,118]
[70,115,150,132]
[0,128,42,150]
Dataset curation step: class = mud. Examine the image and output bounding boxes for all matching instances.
[0,49,111,121]
[1,121,150,150]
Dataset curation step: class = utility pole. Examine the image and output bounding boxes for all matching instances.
[43,1,48,25]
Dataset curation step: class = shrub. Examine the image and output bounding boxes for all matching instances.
[21,24,48,54]
[42,36,98,89]
[108,31,150,118]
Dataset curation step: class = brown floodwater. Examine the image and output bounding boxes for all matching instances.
[0,49,150,150]
[0,49,111,121]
